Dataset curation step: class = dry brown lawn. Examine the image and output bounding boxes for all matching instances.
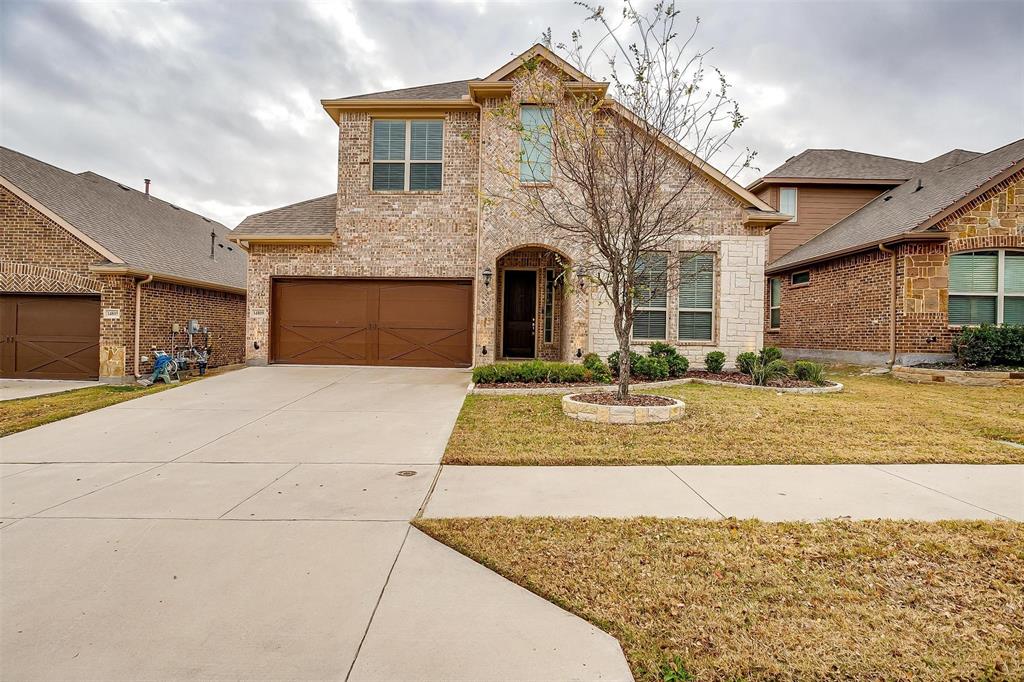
[445,369,1024,464]
[417,517,1024,681]
[0,368,233,437]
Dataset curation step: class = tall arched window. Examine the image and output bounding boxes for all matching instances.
[948,250,1024,325]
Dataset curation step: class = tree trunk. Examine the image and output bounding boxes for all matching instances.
[616,326,631,401]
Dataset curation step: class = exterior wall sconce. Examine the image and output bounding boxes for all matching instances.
[576,348,583,358]
[482,267,493,288]
[482,345,488,355]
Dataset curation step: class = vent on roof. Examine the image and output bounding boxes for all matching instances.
[913,178,924,192]
[883,194,893,201]
[171,205,180,210]
[202,217,211,223]
[117,183,131,191]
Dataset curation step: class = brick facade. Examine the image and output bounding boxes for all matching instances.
[1,186,246,380]
[243,60,769,368]
[766,173,1024,364]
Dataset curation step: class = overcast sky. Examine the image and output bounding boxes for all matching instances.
[1,0,1021,228]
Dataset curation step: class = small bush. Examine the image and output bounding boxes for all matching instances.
[736,351,758,375]
[608,350,644,377]
[749,358,789,386]
[471,361,588,384]
[704,351,726,373]
[582,352,612,383]
[793,360,825,385]
[952,324,1024,368]
[647,342,677,359]
[633,355,669,380]
[666,354,689,377]
[759,346,783,364]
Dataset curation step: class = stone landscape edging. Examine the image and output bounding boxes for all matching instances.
[561,393,686,424]
[469,376,843,395]
[892,365,1024,387]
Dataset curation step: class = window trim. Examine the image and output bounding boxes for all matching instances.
[779,187,798,223]
[769,277,782,330]
[519,104,554,185]
[949,249,1023,326]
[678,252,715,342]
[790,270,811,286]
[370,118,444,193]
[633,252,669,340]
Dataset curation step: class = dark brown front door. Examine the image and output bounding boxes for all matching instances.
[0,294,100,380]
[271,279,472,368]
[502,270,537,358]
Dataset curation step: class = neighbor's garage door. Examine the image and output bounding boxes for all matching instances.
[271,279,472,368]
[0,294,100,380]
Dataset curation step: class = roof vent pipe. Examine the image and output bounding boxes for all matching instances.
[144,178,151,196]
[210,230,216,259]
[914,178,923,192]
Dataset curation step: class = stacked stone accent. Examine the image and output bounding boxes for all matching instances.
[561,393,686,424]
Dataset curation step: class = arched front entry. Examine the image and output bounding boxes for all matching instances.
[494,246,569,361]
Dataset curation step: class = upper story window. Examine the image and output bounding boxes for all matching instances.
[769,277,782,329]
[949,250,1024,325]
[679,253,715,341]
[371,119,443,192]
[520,105,553,183]
[779,187,798,222]
[632,252,668,339]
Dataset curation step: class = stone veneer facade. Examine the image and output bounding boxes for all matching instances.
[244,61,768,368]
[1,186,245,380]
[766,172,1024,364]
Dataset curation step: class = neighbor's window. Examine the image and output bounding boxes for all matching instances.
[633,252,668,339]
[543,268,555,343]
[678,253,715,341]
[791,270,811,285]
[769,277,782,329]
[520,105,553,183]
[372,119,443,191]
[779,187,798,222]
[949,250,1024,325]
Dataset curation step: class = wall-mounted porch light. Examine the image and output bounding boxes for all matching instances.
[482,266,493,288]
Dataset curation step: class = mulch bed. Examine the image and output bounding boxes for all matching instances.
[685,370,828,388]
[571,392,675,407]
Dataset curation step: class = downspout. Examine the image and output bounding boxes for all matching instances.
[878,244,897,367]
[471,97,485,366]
[133,274,153,378]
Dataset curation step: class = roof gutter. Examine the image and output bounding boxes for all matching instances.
[765,231,948,275]
[747,177,910,192]
[88,263,246,295]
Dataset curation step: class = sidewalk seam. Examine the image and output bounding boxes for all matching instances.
[665,466,727,519]
[869,465,1014,520]
[216,463,301,519]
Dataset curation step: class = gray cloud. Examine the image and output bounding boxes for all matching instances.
[1,0,1020,227]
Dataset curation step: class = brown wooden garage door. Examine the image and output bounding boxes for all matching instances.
[271,279,472,368]
[0,294,100,380]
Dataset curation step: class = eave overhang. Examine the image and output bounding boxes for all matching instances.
[229,233,338,249]
[764,231,949,275]
[747,176,911,192]
[88,263,246,295]
[320,98,477,123]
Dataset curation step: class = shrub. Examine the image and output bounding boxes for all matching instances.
[666,354,689,377]
[647,342,677,359]
[704,351,726,373]
[749,358,789,386]
[607,350,644,377]
[471,361,587,384]
[952,324,1024,368]
[793,360,825,385]
[759,346,783,364]
[736,351,758,375]
[633,355,669,380]
[582,352,612,383]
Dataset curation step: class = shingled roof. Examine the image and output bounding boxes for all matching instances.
[234,194,337,236]
[754,149,922,186]
[331,79,478,101]
[767,138,1024,273]
[1,147,246,291]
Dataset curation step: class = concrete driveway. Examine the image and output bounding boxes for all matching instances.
[0,366,631,681]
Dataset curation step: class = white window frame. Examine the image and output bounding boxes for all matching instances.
[779,187,798,223]
[633,252,669,340]
[370,118,444,192]
[769,277,782,330]
[791,270,811,286]
[949,249,1023,326]
[678,253,715,341]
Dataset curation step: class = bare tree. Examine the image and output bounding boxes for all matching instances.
[484,1,754,399]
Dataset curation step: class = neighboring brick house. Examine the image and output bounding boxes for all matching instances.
[1,147,247,382]
[759,138,1024,365]
[232,44,788,369]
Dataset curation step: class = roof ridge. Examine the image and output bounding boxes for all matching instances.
[77,168,229,230]
[243,192,336,220]
[1,146,84,182]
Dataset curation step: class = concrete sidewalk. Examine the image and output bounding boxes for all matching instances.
[0,378,99,401]
[423,464,1024,521]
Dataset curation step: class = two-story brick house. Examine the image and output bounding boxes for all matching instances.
[232,44,788,369]
[756,139,1023,365]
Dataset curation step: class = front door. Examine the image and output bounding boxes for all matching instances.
[502,270,537,358]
